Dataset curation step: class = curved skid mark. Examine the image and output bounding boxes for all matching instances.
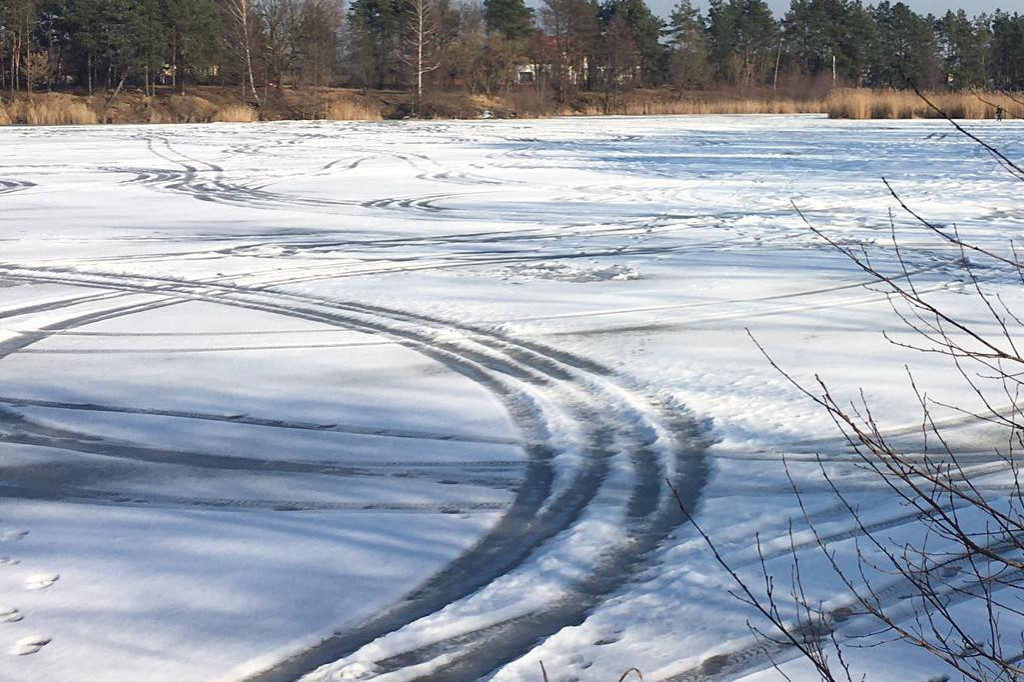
[0,264,709,682]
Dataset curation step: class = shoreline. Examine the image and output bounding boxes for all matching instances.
[1,87,1020,126]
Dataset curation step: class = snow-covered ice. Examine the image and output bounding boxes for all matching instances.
[1,115,1022,682]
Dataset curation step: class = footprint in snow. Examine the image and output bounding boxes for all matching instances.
[10,635,50,656]
[0,530,28,542]
[1,607,23,623]
[25,574,59,591]
[0,557,19,566]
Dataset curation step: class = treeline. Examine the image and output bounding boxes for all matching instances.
[2,0,1023,107]
[0,0,343,98]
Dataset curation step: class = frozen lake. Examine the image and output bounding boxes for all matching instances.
[0,115,1022,682]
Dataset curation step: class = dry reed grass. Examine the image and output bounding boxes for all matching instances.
[591,98,823,116]
[826,88,1024,119]
[6,95,98,125]
[561,94,823,116]
[212,104,259,122]
[562,88,1023,119]
[281,88,382,120]
[324,99,381,120]
[5,87,1021,125]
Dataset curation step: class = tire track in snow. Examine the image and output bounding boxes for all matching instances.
[0,180,37,196]
[0,414,529,478]
[0,484,511,514]
[0,264,709,682]
[0,396,520,446]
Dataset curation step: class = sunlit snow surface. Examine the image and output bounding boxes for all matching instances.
[0,116,1022,682]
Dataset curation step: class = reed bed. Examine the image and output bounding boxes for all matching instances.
[616,97,823,116]
[212,104,260,122]
[3,95,99,125]
[324,99,382,120]
[569,89,1022,119]
[566,97,824,117]
[826,88,1024,119]
[2,88,1020,125]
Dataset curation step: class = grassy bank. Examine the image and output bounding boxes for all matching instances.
[0,86,1019,125]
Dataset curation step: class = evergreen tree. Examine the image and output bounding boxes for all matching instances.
[935,9,990,90]
[869,1,939,88]
[33,0,75,91]
[665,0,708,88]
[990,11,1024,90]
[483,0,532,40]
[346,0,403,88]
[132,0,171,93]
[783,0,874,85]
[599,0,665,85]
[166,0,222,92]
[706,0,779,88]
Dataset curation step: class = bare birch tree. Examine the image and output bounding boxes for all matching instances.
[226,0,262,105]
[400,0,442,115]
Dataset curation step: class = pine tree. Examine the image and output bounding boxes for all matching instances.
[346,0,403,88]
[166,0,222,93]
[783,0,875,85]
[665,0,708,88]
[869,1,939,89]
[599,0,665,85]
[936,9,990,90]
[483,0,532,40]
[990,11,1024,90]
[706,0,778,88]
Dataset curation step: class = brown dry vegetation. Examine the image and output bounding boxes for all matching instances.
[0,87,383,125]
[211,104,260,122]
[0,87,1020,125]
[825,88,1024,119]
[324,100,383,120]
[567,96,824,116]
[1,94,99,125]
[271,88,383,120]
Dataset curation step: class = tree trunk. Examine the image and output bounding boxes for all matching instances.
[232,0,261,106]
[773,46,780,91]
